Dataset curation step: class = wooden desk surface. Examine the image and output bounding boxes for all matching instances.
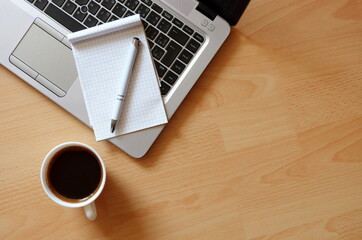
[1,0,361,239]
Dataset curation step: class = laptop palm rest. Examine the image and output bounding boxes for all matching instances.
[10,18,77,97]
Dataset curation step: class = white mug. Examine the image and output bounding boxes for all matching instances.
[40,142,106,220]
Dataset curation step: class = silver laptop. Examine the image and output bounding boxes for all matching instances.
[0,0,250,157]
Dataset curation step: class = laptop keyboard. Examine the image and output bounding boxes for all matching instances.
[27,0,205,96]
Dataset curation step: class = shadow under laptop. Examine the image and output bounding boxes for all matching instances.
[92,173,152,240]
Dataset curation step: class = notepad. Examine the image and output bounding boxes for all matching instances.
[68,15,168,141]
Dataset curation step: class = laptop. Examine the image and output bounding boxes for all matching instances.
[0,0,250,157]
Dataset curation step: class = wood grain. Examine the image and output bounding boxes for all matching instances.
[0,0,361,239]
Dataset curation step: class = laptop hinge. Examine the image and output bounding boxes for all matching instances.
[196,2,217,21]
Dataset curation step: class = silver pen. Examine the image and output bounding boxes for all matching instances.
[110,37,140,133]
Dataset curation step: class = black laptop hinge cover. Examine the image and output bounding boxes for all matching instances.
[196,2,217,21]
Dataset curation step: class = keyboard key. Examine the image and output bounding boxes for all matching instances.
[75,0,89,5]
[151,3,162,13]
[74,8,87,22]
[97,8,111,22]
[125,0,139,11]
[155,61,167,78]
[135,4,150,18]
[160,81,171,95]
[186,38,200,53]
[152,46,165,60]
[155,33,169,47]
[34,0,48,10]
[101,0,116,10]
[145,25,158,40]
[27,0,35,3]
[124,10,134,17]
[168,26,189,45]
[45,3,85,32]
[142,20,148,28]
[146,11,161,26]
[183,25,194,35]
[172,18,183,28]
[88,1,100,14]
[147,40,154,49]
[193,32,204,43]
[161,40,181,67]
[141,0,152,6]
[53,0,65,7]
[108,15,118,22]
[157,19,171,33]
[63,1,77,14]
[162,10,173,21]
[178,49,193,64]
[84,15,98,27]
[171,60,185,75]
[163,71,178,85]
[112,3,126,17]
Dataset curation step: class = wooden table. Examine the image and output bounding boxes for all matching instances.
[1,0,361,239]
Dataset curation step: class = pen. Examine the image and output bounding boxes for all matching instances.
[110,37,140,133]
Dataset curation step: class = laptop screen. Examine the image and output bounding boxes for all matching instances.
[199,0,250,26]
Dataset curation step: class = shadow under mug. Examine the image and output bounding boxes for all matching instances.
[40,142,106,220]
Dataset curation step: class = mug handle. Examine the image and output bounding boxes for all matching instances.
[83,202,97,220]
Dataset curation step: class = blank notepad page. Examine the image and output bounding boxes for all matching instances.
[68,15,168,141]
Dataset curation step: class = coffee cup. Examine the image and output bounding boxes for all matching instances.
[40,142,106,220]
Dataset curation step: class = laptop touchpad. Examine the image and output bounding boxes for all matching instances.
[10,19,77,97]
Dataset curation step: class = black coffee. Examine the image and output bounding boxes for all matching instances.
[48,146,101,200]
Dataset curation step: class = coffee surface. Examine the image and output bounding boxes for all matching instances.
[49,147,101,200]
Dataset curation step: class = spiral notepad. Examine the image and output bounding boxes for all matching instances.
[68,15,168,141]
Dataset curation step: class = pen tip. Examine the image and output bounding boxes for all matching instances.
[110,121,116,133]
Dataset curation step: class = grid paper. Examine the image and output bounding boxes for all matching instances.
[68,15,168,141]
